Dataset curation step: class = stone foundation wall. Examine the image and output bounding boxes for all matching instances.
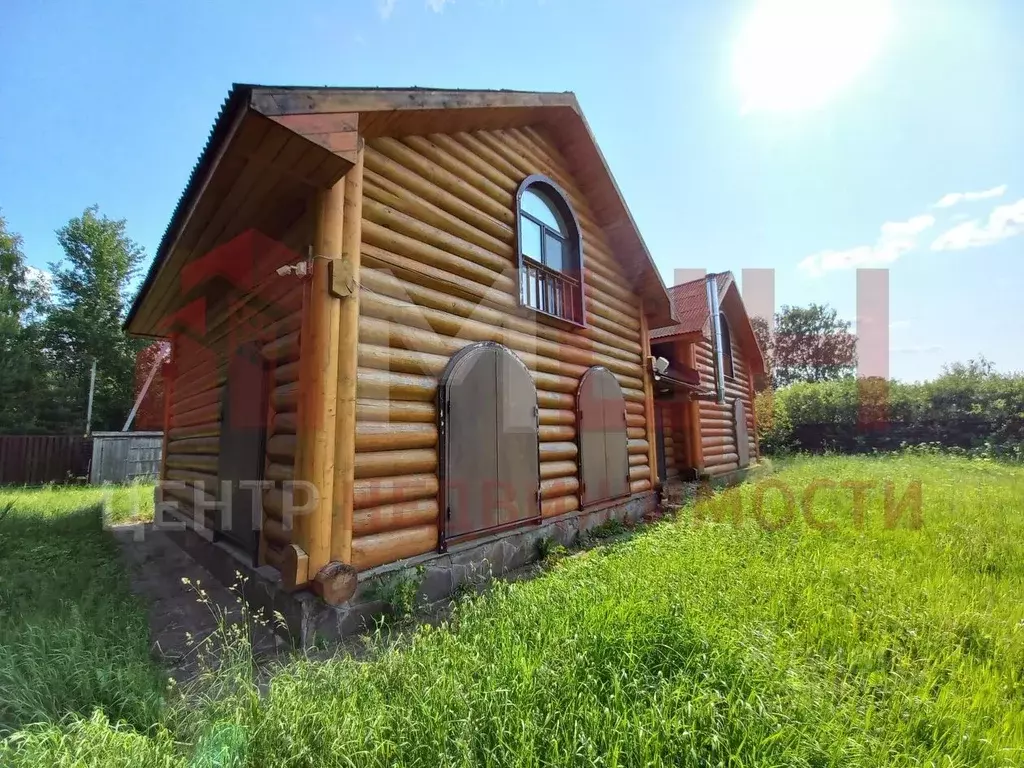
[317,490,658,642]
[157,489,659,647]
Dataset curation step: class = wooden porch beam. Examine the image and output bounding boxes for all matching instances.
[331,144,365,565]
[292,176,346,580]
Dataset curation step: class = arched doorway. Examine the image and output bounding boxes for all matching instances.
[577,366,630,506]
[438,342,541,547]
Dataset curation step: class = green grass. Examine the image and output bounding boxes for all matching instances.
[0,485,161,737]
[2,456,1024,766]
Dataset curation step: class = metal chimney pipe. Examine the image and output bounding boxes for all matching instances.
[706,275,726,404]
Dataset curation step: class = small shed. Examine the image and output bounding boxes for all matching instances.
[90,432,164,484]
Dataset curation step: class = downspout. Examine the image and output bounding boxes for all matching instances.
[706,275,726,405]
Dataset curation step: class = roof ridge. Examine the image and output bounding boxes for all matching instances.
[232,83,575,95]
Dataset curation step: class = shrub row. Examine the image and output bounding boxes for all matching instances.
[756,367,1024,459]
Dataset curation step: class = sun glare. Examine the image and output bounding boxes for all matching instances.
[733,0,894,113]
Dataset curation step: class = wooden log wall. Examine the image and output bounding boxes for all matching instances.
[351,126,653,571]
[658,403,680,480]
[694,334,757,477]
[258,277,305,571]
[161,214,310,567]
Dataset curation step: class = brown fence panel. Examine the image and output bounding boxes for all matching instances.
[0,435,93,486]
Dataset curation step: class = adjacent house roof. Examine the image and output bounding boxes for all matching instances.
[649,272,766,375]
[650,273,731,340]
[126,84,674,336]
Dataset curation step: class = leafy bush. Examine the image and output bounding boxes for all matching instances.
[754,388,793,454]
[757,360,1024,458]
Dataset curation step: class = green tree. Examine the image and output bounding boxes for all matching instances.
[0,212,49,433]
[43,206,146,433]
[771,303,857,388]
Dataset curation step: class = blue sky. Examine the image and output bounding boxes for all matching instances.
[1,0,1021,381]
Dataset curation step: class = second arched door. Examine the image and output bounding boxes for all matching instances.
[577,366,630,506]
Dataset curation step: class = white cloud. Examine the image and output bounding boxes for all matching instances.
[930,198,1024,251]
[892,344,942,355]
[932,184,1007,209]
[799,214,935,277]
[889,320,910,331]
[377,0,452,18]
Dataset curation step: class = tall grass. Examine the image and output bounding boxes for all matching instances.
[0,485,162,736]
[2,456,1023,766]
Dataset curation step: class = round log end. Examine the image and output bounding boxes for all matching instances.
[281,544,310,592]
[312,561,359,605]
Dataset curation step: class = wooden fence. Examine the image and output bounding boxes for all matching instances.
[0,435,93,485]
[0,432,166,486]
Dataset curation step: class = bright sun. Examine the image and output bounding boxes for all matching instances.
[733,0,894,113]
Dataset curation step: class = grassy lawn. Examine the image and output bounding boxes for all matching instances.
[0,485,160,740]
[1,456,1023,767]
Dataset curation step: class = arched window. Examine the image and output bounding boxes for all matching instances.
[438,342,541,547]
[516,174,585,326]
[719,312,734,379]
[577,366,629,506]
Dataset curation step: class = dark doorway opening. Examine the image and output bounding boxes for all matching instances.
[215,341,269,557]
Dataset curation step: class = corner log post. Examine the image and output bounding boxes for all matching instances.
[331,144,365,566]
[288,168,348,595]
[639,303,658,489]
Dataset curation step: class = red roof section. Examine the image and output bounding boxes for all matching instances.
[649,273,730,340]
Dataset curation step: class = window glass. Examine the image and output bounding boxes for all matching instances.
[522,188,567,234]
[544,232,565,272]
[520,216,542,261]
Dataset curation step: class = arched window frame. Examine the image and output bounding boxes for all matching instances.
[515,174,587,327]
[719,312,735,379]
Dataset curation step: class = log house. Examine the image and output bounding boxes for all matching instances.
[126,85,678,604]
[648,272,766,482]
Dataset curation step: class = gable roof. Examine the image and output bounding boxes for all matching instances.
[650,272,731,340]
[126,84,673,335]
[650,272,766,375]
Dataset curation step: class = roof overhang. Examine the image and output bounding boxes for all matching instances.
[127,85,673,336]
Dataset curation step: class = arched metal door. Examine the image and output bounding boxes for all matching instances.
[438,343,541,547]
[577,366,630,506]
